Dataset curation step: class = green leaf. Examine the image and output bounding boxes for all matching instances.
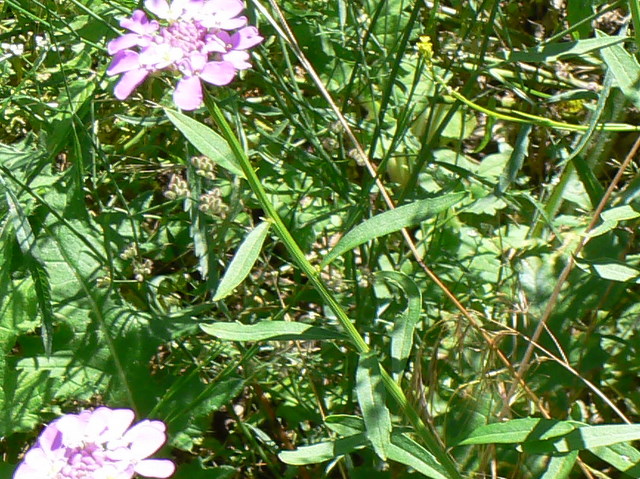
[356,351,392,460]
[162,376,246,451]
[278,433,368,465]
[540,451,578,479]
[506,36,624,63]
[200,321,345,341]
[598,32,640,109]
[321,193,464,266]
[388,433,449,479]
[374,271,422,379]
[600,205,640,222]
[591,442,640,477]
[497,124,531,194]
[325,415,366,436]
[577,259,640,283]
[458,418,576,445]
[165,109,245,177]
[2,177,54,354]
[525,424,640,454]
[213,221,271,300]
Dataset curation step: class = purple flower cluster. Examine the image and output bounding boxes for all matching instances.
[107,0,263,110]
[13,407,175,479]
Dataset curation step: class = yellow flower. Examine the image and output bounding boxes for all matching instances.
[416,35,433,59]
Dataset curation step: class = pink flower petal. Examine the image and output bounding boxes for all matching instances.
[218,16,248,30]
[108,34,147,55]
[56,414,86,445]
[114,69,150,99]
[37,422,63,452]
[215,0,245,18]
[173,76,203,110]
[144,0,171,18]
[222,50,251,70]
[120,10,158,35]
[90,407,135,442]
[232,26,264,50]
[123,420,167,458]
[134,459,176,478]
[107,50,141,76]
[12,463,46,479]
[199,61,236,85]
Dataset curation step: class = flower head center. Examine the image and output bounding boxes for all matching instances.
[160,21,208,55]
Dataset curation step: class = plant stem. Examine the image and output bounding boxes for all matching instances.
[205,95,464,479]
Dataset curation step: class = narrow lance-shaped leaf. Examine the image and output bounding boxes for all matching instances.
[598,32,640,109]
[590,442,640,477]
[165,108,245,177]
[200,321,345,342]
[321,193,464,267]
[278,434,368,465]
[539,451,578,479]
[388,433,449,479]
[525,424,640,454]
[375,271,422,380]
[213,221,271,301]
[497,123,531,194]
[356,351,392,460]
[458,418,577,445]
[506,36,624,63]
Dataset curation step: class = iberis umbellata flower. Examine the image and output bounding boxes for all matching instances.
[107,0,263,110]
[13,407,175,479]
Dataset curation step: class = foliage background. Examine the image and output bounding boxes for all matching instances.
[2,0,640,477]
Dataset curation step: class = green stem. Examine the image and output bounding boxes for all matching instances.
[204,95,463,479]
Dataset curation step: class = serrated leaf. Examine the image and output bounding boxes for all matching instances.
[321,193,465,267]
[165,109,244,177]
[356,351,392,460]
[213,221,271,300]
[162,376,245,451]
[2,176,54,354]
[278,433,368,465]
[200,321,344,341]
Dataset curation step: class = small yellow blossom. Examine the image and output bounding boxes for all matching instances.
[416,35,433,59]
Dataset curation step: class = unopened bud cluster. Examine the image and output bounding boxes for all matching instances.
[191,155,217,180]
[199,188,228,218]
[133,258,154,282]
[119,243,138,261]
[347,148,367,167]
[164,173,190,200]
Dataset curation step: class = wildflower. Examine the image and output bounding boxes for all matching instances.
[416,35,433,59]
[13,407,175,479]
[107,0,263,110]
